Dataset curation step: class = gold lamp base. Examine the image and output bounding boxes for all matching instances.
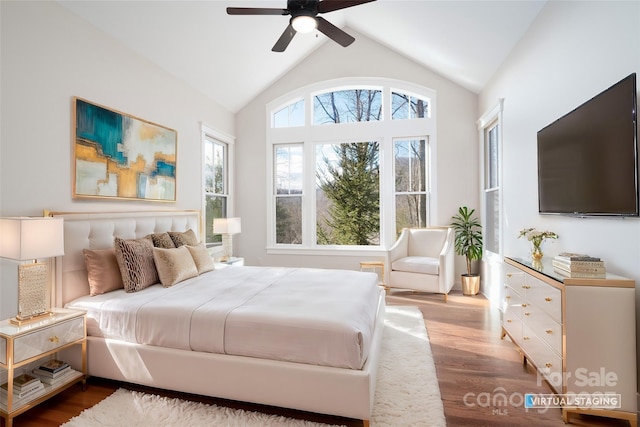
[11,311,53,326]
[11,262,50,326]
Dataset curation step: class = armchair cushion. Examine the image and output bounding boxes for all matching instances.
[391,256,439,275]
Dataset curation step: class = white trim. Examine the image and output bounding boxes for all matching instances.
[201,123,236,245]
[477,100,504,303]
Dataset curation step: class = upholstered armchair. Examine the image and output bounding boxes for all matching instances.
[387,227,455,302]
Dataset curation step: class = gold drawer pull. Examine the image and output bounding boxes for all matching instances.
[545,362,553,368]
[521,303,528,307]
[48,336,59,343]
[506,274,512,278]
[524,312,531,316]
[523,336,530,340]
[506,319,512,323]
[545,297,552,302]
[545,329,553,334]
[522,285,531,289]
[505,296,511,300]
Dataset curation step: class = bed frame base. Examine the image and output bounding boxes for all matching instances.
[61,291,383,424]
[52,210,384,424]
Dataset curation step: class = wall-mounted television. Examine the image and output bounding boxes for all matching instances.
[537,73,638,217]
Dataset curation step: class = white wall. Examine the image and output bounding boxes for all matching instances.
[479,0,640,391]
[234,29,479,275]
[0,1,234,315]
[0,1,233,217]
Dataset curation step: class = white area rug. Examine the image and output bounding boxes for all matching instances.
[62,306,446,427]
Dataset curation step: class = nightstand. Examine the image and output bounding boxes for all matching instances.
[0,308,86,427]
[360,260,386,289]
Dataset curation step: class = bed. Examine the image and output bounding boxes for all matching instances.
[50,210,386,426]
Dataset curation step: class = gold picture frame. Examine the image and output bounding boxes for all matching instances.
[72,97,177,202]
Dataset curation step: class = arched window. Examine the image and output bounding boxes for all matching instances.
[267,78,436,253]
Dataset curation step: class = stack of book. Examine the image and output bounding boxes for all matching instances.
[32,359,77,386]
[0,373,45,409]
[552,252,606,278]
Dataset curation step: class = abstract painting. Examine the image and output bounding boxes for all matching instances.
[73,97,177,202]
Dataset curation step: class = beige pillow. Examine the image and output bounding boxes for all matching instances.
[148,232,176,249]
[82,248,124,296]
[168,229,198,247]
[186,244,215,274]
[153,246,199,287]
[114,236,159,293]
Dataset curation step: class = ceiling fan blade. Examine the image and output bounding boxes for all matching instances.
[317,0,376,14]
[272,24,297,52]
[226,7,289,16]
[315,17,355,47]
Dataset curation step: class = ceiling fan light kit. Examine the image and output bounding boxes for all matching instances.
[227,0,376,52]
[291,14,317,33]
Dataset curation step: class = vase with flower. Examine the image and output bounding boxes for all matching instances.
[518,228,558,260]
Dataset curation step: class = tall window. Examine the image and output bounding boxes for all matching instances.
[394,138,428,234]
[203,128,234,246]
[484,121,500,253]
[275,144,303,244]
[478,99,503,257]
[268,78,436,251]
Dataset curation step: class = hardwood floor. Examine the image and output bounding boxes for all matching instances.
[2,290,633,426]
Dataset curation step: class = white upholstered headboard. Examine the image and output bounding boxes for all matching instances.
[49,210,201,307]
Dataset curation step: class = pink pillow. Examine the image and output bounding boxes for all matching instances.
[82,248,124,296]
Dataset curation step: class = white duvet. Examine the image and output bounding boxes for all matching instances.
[66,266,381,369]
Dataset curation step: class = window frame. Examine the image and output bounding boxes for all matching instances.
[266,78,437,255]
[393,137,430,234]
[477,99,504,258]
[202,124,235,248]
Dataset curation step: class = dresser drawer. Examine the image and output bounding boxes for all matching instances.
[505,268,525,291]
[504,286,525,320]
[525,308,562,355]
[527,276,562,322]
[503,308,523,343]
[13,317,84,363]
[522,324,563,393]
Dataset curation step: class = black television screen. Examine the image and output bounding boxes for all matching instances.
[537,73,638,216]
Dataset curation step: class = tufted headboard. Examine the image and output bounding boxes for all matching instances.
[48,210,201,307]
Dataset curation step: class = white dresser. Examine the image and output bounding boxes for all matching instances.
[503,257,637,426]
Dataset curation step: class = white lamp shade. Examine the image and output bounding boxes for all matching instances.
[0,217,65,260]
[213,217,242,235]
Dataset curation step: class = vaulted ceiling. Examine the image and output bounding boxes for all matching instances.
[58,0,546,112]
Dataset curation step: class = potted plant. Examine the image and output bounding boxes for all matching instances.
[450,206,483,295]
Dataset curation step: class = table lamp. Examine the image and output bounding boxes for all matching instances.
[0,217,64,325]
[213,217,241,262]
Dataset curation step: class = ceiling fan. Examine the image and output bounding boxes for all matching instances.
[227,0,376,52]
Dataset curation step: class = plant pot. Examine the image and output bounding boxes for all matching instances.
[461,274,480,296]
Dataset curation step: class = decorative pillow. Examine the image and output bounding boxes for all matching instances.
[114,236,159,293]
[152,246,198,287]
[82,248,124,296]
[168,229,198,247]
[185,244,215,274]
[148,232,176,249]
